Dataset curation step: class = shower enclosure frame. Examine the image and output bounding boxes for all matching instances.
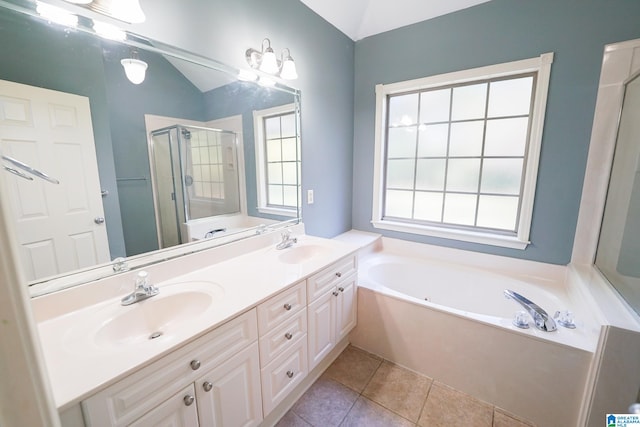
[148,123,241,248]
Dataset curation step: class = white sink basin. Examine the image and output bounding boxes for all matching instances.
[278,244,331,264]
[62,281,224,351]
[94,290,213,347]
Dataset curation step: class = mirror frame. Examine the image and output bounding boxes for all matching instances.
[0,0,301,297]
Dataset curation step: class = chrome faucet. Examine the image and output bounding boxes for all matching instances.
[276,229,297,250]
[121,271,159,306]
[504,289,557,332]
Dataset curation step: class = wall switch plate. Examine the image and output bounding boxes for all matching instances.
[307,189,314,204]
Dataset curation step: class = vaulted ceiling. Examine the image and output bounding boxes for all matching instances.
[299,0,492,41]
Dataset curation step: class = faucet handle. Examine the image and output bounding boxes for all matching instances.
[135,271,149,289]
[281,229,291,240]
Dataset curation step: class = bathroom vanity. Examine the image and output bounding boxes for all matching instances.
[31,228,360,427]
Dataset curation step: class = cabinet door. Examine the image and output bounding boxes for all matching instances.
[307,289,336,371]
[195,342,263,427]
[336,274,357,342]
[129,384,199,427]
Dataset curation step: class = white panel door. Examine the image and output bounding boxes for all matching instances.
[195,342,263,427]
[307,289,337,371]
[0,79,110,281]
[129,384,199,427]
[336,274,358,342]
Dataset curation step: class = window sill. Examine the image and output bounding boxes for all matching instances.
[257,207,298,218]
[371,219,529,250]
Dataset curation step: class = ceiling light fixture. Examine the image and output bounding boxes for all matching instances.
[121,50,147,84]
[245,38,298,81]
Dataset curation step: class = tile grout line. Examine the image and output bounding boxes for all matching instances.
[336,356,383,426]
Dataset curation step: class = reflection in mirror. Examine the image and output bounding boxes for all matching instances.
[0,0,301,294]
[149,124,241,248]
[595,72,640,316]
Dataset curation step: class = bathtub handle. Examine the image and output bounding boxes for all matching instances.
[335,272,342,278]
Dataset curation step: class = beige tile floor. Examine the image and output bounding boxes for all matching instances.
[276,345,536,427]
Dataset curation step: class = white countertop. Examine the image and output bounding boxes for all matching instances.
[34,233,359,410]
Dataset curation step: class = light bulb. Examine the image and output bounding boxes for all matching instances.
[280,57,298,80]
[259,49,279,75]
[93,21,126,41]
[36,2,78,27]
[121,58,148,84]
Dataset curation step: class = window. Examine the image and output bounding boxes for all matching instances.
[254,104,300,217]
[187,127,225,200]
[372,53,553,249]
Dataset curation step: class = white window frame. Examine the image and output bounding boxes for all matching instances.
[253,103,298,217]
[372,53,554,250]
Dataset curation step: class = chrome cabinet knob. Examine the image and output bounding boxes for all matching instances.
[202,381,213,392]
[94,217,105,224]
[285,332,293,340]
[183,395,195,406]
[338,287,344,292]
[335,272,342,278]
[190,360,201,370]
[284,303,292,311]
[333,291,339,296]
[286,370,294,378]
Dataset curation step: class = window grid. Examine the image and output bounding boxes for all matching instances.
[263,112,299,209]
[189,129,225,200]
[383,73,537,234]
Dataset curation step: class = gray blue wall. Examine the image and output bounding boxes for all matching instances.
[0,9,127,258]
[352,0,640,264]
[204,82,296,221]
[102,45,209,256]
[132,0,356,238]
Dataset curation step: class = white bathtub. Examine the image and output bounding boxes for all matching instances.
[349,237,601,427]
[358,252,600,351]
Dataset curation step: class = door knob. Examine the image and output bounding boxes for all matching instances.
[94,217,105,224]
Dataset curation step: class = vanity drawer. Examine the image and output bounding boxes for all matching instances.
[307,255,357,302]
[260,334,308,416]
[82,309,258,427]
[259,307,307,367]
[257,280,306,334]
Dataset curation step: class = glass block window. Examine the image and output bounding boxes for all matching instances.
[372,54,554,249]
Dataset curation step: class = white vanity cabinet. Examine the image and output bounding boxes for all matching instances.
[82,309,262,427]
[257,281,308,416]
[307,256,357,370]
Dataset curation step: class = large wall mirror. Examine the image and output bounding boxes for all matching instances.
[0,0,301,296]
[596,71,640,316]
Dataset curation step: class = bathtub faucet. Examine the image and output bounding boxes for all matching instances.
[504,289,557,332]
